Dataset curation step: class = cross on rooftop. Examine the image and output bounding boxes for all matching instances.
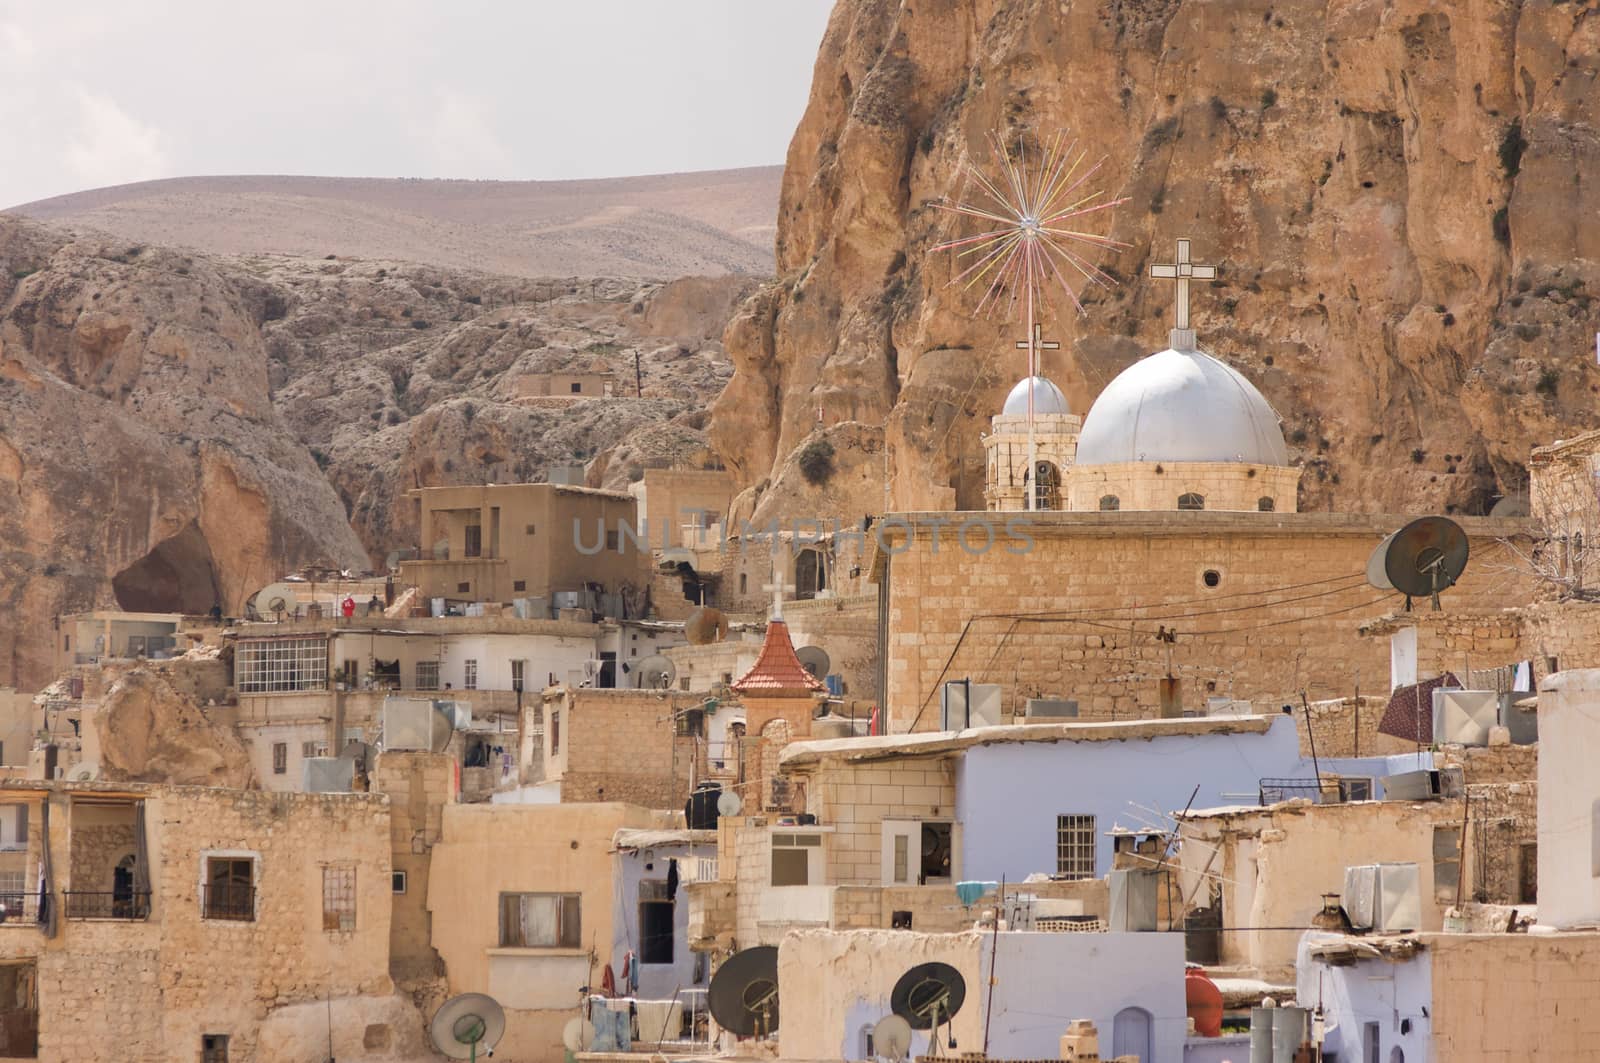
[762,560,795,622]
[1149,238,1218,336]
[1014,322,1060,371]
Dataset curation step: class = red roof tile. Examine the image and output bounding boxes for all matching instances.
[731,619,826,696]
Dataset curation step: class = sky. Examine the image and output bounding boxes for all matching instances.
[0,1,834,208]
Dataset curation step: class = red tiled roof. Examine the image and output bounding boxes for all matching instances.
[730,619,826,696]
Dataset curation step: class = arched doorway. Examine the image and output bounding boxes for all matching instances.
[794,548,827,600]
[1112,1006,1152,1062]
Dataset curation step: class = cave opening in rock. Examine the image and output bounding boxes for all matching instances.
[112,522,223,614]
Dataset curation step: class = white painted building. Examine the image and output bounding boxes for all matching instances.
[1538,668,1600,928]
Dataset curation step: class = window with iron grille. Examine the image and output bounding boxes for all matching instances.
[464,524,483,558]
[236,638,328,693]
[272,743,287,775]
[322,867,356,932]
[203,857,255,921]
[464,659,478,690]
[498,892,580,948]
[202,1034,229,1062]
[1056,815,1096,880]
[415,659,439,691]
[392,871,407,894]
[301,741,327,759]
[511,660,525,692]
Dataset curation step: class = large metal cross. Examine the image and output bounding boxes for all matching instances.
[1149,238,1218,331]
[1014,321,1060,374]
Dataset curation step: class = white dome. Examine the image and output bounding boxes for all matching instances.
[1002,376,1071,417]
[1075,347,1288,466]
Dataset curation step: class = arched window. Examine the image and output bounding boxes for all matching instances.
[1099,495,1120,512]
[1178,492,1206,511]
[795,548,826,600]
[1112,1007,1152,1062]
[1257,496,1275,512]
[1032,461,1062,510]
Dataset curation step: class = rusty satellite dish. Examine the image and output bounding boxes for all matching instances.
[686,606,730,645]
[709,945,780,1037]
[1368,516,1469,611]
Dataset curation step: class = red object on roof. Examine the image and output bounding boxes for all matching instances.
[1185,967,1223,1037]
[1379,672,1460,744]
[731,619,826,697]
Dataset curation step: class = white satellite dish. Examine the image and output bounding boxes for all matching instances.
[796,645,831,679]
[873,1014,913,1061]
[430,993,506,1060]
[1365,531,1399,591]
[68,764,99,783]
[716,790,742,817]
[635,654,677,690]
[252,582,300,618]
[562,1016,596,1053]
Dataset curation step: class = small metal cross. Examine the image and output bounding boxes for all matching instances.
[762,559,795,621]
[1014,322,1060,373]
[1149,238,1219,331]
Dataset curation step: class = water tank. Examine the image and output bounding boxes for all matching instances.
[1185,968,1223,1038]
[941,682,1002,730]
[303,757,354,793]
[1432,689,1497,746]
[1108,869,1160,932]
[1024,698,1079,720]
[685,781,722,831]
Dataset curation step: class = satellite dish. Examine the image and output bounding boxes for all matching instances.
[686,606,730,646]
[717,790,743,817]
[1365,531,1398,591]
[636,654,677,690]
[795,645,831,679]
[252,582,300,618]
[1381,516,1470,610]
[562,1016,596,1054]
[873,1015,913,1062]
[429,993,506,1060]
[891,962,967,1030]
[708,946,780,1037]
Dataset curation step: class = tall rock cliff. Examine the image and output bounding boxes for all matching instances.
[713,0,1600,524]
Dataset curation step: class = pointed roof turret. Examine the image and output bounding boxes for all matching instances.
[731,619,826,697]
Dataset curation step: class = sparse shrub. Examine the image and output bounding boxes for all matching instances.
[1493,206,1511,246]
[1260,88,1278,110]
[797,439,836,486]
[1498,119,1527,179]
[1411,448,1427,464]
[11,268,36,280]
[411,319,431,330]
[1536,367,1560,397]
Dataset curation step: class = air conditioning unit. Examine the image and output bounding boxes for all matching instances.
[303,757,354,793]
[1108,869,1161,932]
[1023,698,1079,720]
[940,682,1002,730]
[1343,862,1421,932]
[1432,689,1497,746]
[381,697,456,753]
[1205,697,1253,717]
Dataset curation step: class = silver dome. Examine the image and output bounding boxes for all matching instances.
[1075,347,1288,465]
[1001,376,1071,417]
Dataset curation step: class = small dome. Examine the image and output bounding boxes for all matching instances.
[1002,376,1071,417]
[1076,347,1288,466]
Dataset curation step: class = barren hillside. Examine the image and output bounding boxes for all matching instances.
[9,168,782,280]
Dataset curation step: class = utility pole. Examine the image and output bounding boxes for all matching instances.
[634,350,643,397]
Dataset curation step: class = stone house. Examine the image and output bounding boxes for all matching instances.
[514,370,616,398]
[536,687,708,808]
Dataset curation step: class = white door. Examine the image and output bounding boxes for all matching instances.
[881,820,918,885]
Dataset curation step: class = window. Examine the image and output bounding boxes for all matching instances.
[457,581,471,594]
[499,892,580,948]
[1056,815,1095,880]
[739,573,747,594]
[570,381,582,394]
[513,580,527,592]
[204,857,255,921]
[392,871,408,895]
[322,867,356,932]
[525,523,536,535]
[1177,492,1205,511]
[771,833,822,886]
[1203,569,1221,588]
[893,834,908,884]
[464,659,478,690]
[1257,496,1276,512]
[464,524,483,558]
[1099,495,1120,511]
[606,530,620,551]
[638,879,674,964]
[675,709,704,737]
[550,710,561,755]
[235,638,329,693]
[1434,826,1461,901]
[126,635,146,657]
[415,660,439,691]
[302,741,328,758]
[202,1034,229,1063]
[511,660,525,693]
[272,743,287,775]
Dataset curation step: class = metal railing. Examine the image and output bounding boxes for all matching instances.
[1258,777,1342,805]
[64,890,151,920]
[202,883,255,921]
[0,894,38,925]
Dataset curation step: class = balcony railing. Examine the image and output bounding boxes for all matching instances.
[0,894,38,925]
[64,890,151,920]
[202,883,255,922]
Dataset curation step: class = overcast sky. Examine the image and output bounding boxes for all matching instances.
[0,1,833,208]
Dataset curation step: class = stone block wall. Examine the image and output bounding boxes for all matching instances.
[556,689,700,809]
[803,757,958,886]
[1429,932,1600,1061]
[1466,781,1538,906]
[372,752,453,987]
[784,594,881,701]
[1438,743,1539,784]
[1295,696,1414,758]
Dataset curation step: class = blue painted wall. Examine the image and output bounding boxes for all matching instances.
[1297,930,1432,1061]
[610,842,715,1001]
[955,716,1304,881]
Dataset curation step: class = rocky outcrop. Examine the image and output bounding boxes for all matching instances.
[0,219,369,689]
[714,0,1600,524]
[95,669,254,788]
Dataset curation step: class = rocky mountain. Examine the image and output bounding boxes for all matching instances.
[0,212,751,691]
[713,0,1600,525]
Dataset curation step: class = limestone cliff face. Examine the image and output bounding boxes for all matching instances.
[0,219,368,689]
[714,0,1600,524]
[95,669,255,788]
